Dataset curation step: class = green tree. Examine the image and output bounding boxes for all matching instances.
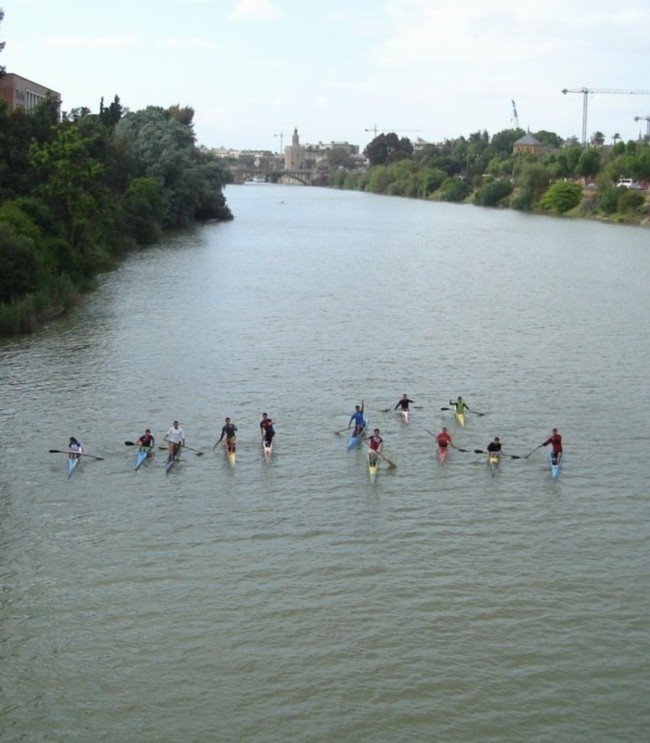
[115,106,231,227]
[590,131,605,146]
[539,182,583,214]
[0,224,45,303]
[363,133,413,166]
[0,8,5,77]
[575,148,600,179]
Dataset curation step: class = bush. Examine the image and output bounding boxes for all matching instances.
[0,225,45,303]
[473,179,513,207]
[539,182,583,214]
[438,178,471,203]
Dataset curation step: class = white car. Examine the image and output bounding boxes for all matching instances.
[616,178,642,190]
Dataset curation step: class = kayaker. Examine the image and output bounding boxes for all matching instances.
[365,428,383,465]
[348,400,365,437]
[487,437,502,454]
[217,417,238,453]
[436,427,455,452]
[487,437,502,459]
[542,428,563,464]
[165,420,185,459]
[260,412,275,447]
[449,396,472,414]
[394,394,413,412]
[137,429,155,449]
[68,436,84,459]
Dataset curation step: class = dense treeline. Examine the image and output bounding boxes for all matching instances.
[330,129,650,223]
[0,96,232,334]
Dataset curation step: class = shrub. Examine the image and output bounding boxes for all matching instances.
[539,182,583,214]
[473,179,513,206]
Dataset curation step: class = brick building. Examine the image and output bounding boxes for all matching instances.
[0,73,61,115]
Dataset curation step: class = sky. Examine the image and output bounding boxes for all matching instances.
[2,0,650,152]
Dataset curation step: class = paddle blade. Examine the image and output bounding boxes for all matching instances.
[124,441,136,446]
[48,449,63,453]
[195,452,204,456]
[474,449,484,454]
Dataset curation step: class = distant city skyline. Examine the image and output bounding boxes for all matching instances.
[3,0,649,151]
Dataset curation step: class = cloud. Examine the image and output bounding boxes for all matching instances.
[230,0,282,22]
[43,34,139,50]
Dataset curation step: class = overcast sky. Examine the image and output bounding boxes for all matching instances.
[3,0,649,152]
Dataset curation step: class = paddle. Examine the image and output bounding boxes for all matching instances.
[381,406,423,412]
[424,430,467,452]
[49,449,104,461]
[440,406,485,416]
[524,444,544,459]
[365,441,397,469]
[334,427,350,435]
[159,443,204,456]
[473,448,521,460]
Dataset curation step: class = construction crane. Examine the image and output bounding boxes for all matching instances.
[273,131,285,153]
[364,125,422,138]
[561,88,650,146]
[634,115,650,140]
[511,100,519,128]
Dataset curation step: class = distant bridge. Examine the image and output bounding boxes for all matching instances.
[228,168,328,186]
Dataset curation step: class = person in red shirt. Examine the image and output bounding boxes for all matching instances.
[436,427,455,451]
[542,428,563,464]
[365,428,383,465]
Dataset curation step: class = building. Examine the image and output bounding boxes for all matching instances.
[284,128,308,170]
[0,73,61,116]
[512,131,544,155]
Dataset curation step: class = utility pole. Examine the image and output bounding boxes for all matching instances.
[561,88,650,146]
[273,131,285,154]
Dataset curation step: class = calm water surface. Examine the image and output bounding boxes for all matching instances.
[1,185,649,741]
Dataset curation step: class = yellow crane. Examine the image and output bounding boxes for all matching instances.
[561,88,650,146]
[364,125,422,138]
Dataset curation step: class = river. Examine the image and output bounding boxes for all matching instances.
[1,184,649,741]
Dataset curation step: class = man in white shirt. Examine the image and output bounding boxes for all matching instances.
[165,420,185,459]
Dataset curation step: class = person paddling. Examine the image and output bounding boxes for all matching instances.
[436,427,456,454]
[542,428,563,465]
[137,429,155,450]
[348,400,366,438]
[450,396,472,414]
[217,417,238,454]
[365,428,383,466]
[165,420,185,461]
[260,412,275,448]
[394,394,413,412]
[68,436,84,459]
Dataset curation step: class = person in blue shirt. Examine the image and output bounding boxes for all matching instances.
[348,400,366,437]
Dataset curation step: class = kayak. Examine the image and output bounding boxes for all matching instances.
[67,456,80,479]
[368,454,378,483]
[135,447,151,471]
[455,411,465,427]
[437,446,448,464]
[347,422,367,451]
[165,449,180,474]
[263,438,273,461]
[226,445,236,467]
[488,453,500,477]
[550,454,561,480]
[398,409,409,425]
